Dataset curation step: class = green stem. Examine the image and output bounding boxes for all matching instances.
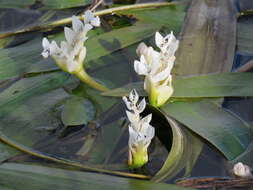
[0,2,177,38]
[148,82,158,107]
[75,69,109,92]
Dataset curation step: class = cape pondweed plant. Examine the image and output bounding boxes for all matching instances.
[122,31,178,168]
[134,31,179,107]
[123,89,155,168]
[41,10,108,92]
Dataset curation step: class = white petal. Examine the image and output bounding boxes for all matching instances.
[155,32,164,48]
[49,41,60,56]
[164,31,175,45]
[137,98,146,113]
[42,37,50,48]
[72,16,83,32]
[122,96,128,104]
[91,16,100,27]
[128,125,138,145]
[160,74,172,86]
[136,42,148,57]
[126,110,138,123]
[71,39,83,57]
[141,114,152,124]
[83,23,93,33]
[60,41,69,56]
[144,75,151,91]
[167,40,179,57]
[152,64,171,83]
[84,10,94,23]
[134,56,149,76]
[122,96,133,110]
[147,48,160,75]
[129,89,139,105]
[78,46,86,63]
[64,27,75,44]
[41,51,49,58]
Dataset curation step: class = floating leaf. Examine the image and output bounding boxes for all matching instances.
[0,163,193,190]
[61,96,95,126]
[161,100,253,160]
[0,0,91,9]
[0,72,69,111]
[102,72,253,98]
[148,107,203,182]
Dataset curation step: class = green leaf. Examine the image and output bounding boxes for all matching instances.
[118,4,185,34]
[0,38,58,81]
[102,72,253,98]
[0,72,69,111]
[0,5,185,80]
[148,107,203,182]
[152,116,185,182]
[61,96,95,126]
[161,100,253,160]
[0,0,91,9]
[101,82,144,97]
[0,73,69,160]
[0,163,193,190]
[172,72,253,98]
[85,23,158,68]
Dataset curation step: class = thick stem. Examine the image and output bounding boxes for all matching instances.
[75,69,109,92]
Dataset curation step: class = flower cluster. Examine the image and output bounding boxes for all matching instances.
[123,89,155,168]
[134,31,179,107]
[41,11,107,91]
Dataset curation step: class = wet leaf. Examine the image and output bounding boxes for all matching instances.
[148,107,203,182]
[61,96,95,126]
[0,73,69,160]
[0,72,69,112]
[161,100,253,160]
[102,72,253,98]
[152,116,185,182]
[0,163,193,190]
[0,0,91,9]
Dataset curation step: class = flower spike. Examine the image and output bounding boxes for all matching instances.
[41,10,108,92]
[134,31,179,107]
[123,89,155,168]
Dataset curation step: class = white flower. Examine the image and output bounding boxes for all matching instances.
[123,89,155,168]
[233,162,252,178]
[83,10,101,27]
[134,31,178,107]
[155,31,179,57]
[41,10,100,74]
[41,38,60,58]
